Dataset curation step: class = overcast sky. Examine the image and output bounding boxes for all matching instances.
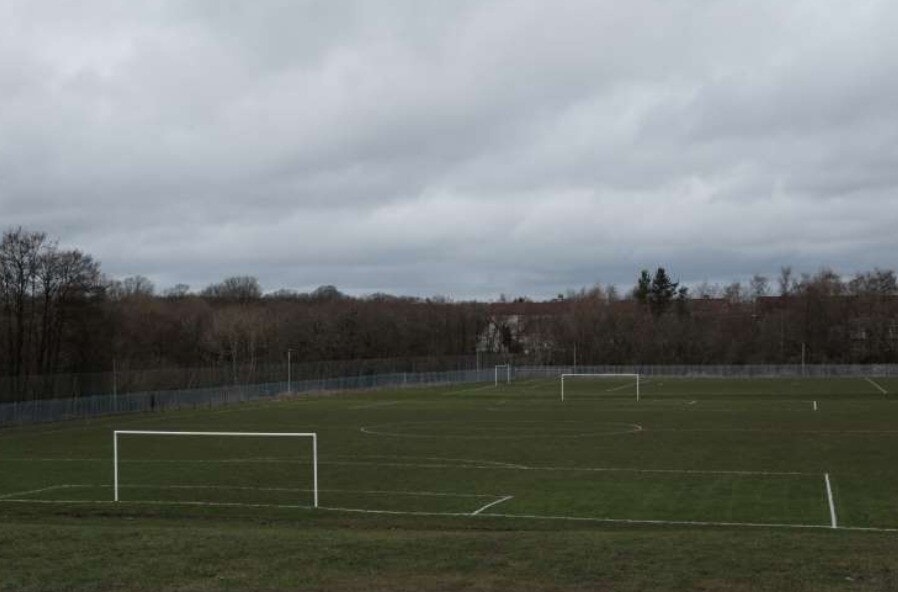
[2,1,897,299]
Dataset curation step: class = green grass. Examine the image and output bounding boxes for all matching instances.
[2,375,898,591]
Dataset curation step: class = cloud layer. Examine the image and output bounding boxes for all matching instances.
[2,1,897,298]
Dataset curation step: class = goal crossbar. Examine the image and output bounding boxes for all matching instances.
[560,373,640,402]
[113,430,318,507]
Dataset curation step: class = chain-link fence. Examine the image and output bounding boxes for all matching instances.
[0,353,526,403]
[0,368,494,426]
[514,364,898,379]
[2,363,896,427]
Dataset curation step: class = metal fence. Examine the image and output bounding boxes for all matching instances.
[514,364,898,379]
[0,353,524,403]
[0,368,493,427]
[2,364,896,427]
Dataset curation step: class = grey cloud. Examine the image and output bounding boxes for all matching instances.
[1,1,897,300]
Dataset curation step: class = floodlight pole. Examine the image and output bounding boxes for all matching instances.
[287,349,293,393]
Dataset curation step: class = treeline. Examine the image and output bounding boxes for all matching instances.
[0,228,491,400]
[534,266,898,366]
[2,227,897,401]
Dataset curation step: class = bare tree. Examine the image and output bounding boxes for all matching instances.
[163,284,191,298]
[749,274,769,300]
[0,228,102,398]
[0,228,47,380]
[848,269,897,296]
[777,267,794,296]
[201,276,262,302]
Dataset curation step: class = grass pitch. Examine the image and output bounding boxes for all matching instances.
[2,376,898,591]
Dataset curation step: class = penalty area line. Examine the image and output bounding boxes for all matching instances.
[349,400,402,410]
[0,484,78,500]
[865,377,889,395]
[471,495,514,515]
[441,384,496,397]
[825,473,838,529]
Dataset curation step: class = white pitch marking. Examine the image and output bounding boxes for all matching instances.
[5,482,505,499]
[0,456,817,477]
[0,484,76,500]
[478,512,885,532]
[441,384,495,397]
[471,495,514,515]
[605,381,639,393]
[320,459,815,477]
[112,483,500,499]
[310,506,898,533]
[688,400,697,406]
[3,496,896,534]
[360,420,643,440]
[326,453,529,469]
[0,458,104,462]
[865,377,889,395]
[813,400,818,411]
[0,498,316,510]
[349,400,401,410]
[825,473,838,529]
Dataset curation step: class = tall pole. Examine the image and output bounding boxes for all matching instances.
[801,342,806,376]
[780,313,785,361]
[287,349,292,394]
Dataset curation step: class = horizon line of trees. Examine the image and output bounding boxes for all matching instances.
[3,227,898,401]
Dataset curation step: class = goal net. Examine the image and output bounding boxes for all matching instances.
[113,431,318,507]
[560,374,640,402]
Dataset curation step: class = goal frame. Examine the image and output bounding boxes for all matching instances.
[560,373,640,402]
[113,430,318,507]
[495,364,511,386]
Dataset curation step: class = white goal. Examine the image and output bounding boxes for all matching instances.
[560,373,640,402]
[495,364,511,386]
[113,430,318,507]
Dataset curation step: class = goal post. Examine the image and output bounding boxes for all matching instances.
[560,373,640,402]
[494,364,511,386]
[113,430,318,507]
